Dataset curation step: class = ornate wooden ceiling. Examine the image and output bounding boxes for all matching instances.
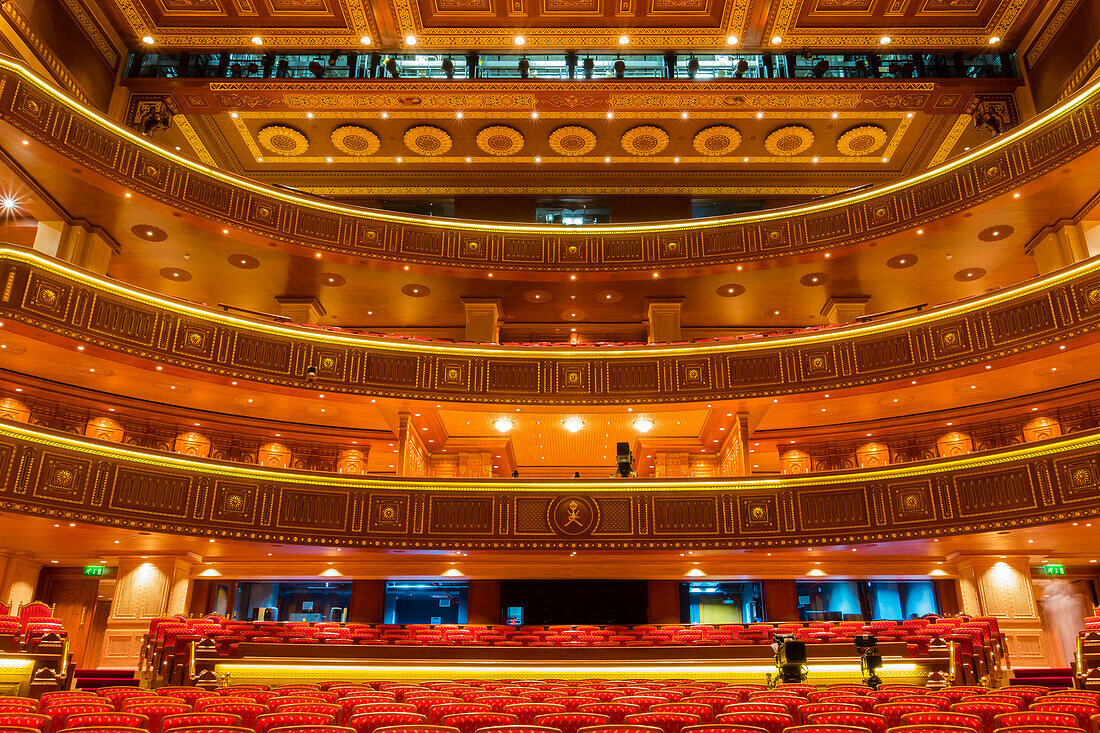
[123,76,1021,195]
[93,0,1042,50]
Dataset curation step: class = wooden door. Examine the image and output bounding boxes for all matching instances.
[36,570,101,669]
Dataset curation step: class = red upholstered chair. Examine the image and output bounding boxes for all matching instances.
[899,712,982,733]
[100,689,160,707]
[681,726,770,733]
[578,705,642,725]
[0,703,36,713]
[993,727,1086,733]
[267,727,355,733]
[0,728,41,733]
[0,715,46,732]
[711,712,792,733]
[157,689,217,706]
[938,690,986,705]
[536,713,611,733]
[474,725,559,733]
[881,727,976,733]
[719,705,789,717]
[270,695,334,709]
[576,725,665,733]
[122,702,193,733]
[431,706,494,726]
[805,712,885,733]
[442,712,519,733]
[546,699,601,713]
[874,702,941,727]
[42,705,111,733]
[370,725,460,733]
[623,713,700,733]
[160,713,243,732]
[813,698,874,714]
[799,705,862,719]
[892,697,951,712]
[986,690,1046,706]
[649,704,713,724]
[256,712,336,733]
[505,704,568,724]
[779,726,870,733]
[63,713,149,731]
[351,713,430,733]
[190,703,265,729]
[1027,701,1098,728]
[615,699,667,714]
[994,711,1080,730]
[949,701,1020,733]
[275,703,342,719]
[154,727,252,733]
[54,727,144,733]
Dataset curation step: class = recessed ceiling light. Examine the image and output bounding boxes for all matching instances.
[141,35,155,45]
[562,418,584,433]
[879,35,891,44]
[726,35,738,44]
[250,36,263,45]
[514,35,525,45]
[618,35,629,44]
[493,418,513,433]
[633,418,654,433]
[771,35,782,44]
[360,35,371,44]
[405,35,417,45]
[989,36,1001,44]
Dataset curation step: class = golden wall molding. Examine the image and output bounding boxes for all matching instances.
[4,59,1094,271]
[3,248,1100,404]
[2,421,1099,550]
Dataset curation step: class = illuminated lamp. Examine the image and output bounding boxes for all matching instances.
[493,418,514,433]
[562,418,584,433]
[633,418,654,433]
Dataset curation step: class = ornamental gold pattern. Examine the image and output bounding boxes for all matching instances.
[257,125,309,156]
[548,125,597,156]
[4,249,1100,405]
[1,421,1099,550]
[331,125,382,155]
[692,125,742,156]
[403,125,453,156]
[1,58,1098,271]
[620,125,670,156]
[836,125,888,156]
[476,125,525,156]
[765,125,815,156]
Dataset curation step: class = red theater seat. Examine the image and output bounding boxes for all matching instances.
[899,712,982,733]
[711,713,792,733]
[442,712,519,733]
[536,712,612,733]
[161,713,244,732]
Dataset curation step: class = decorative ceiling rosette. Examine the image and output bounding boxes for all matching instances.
[692,126,742,156]
[548,126,597,156]
[404,125,453,156]
[836,125,888,156]
[330,125,381,156]
[620,125,670,156]
[476,125,525,156]
[765,125,815,156]
[257,125,309,156]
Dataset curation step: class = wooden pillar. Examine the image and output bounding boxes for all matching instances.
[33,220,118,274]
[956,555,1049,667]
[0,552,42,612]
[99,554,196,668]
[647,580,681,624]
[762,579,799,621]
[468,580,501,624]
[820,295,871,325]
[461,298,503,344]
[350,579,386,623]
[274,296,326,325]
[645,298,685,344]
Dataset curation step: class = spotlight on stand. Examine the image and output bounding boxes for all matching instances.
[615,441,635,478]
[583,56,595,79]
[734,59,749,78]
[442,56,454,79]
[519,56,530,78]
[385,57,399,78]
[854,634,883,689]
[768,634,808,688]
[613,57,626,78]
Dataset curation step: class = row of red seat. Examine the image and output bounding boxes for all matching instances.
[141,617,1004,690]
[0,601,66,651]
[2,677,1095,733]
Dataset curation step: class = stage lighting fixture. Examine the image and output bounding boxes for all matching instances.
[442,57,454,79]
[519,56,530,78]
[583,57,595,79]
[770,634,808,687]
[854,634,884,689]
[687,55,699,79]
[613,58,625,78]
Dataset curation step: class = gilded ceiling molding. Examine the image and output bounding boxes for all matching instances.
[294,186,849,195]
[2,421,1098,550]
[926,114,972,168]
[620,126,670,156]
[836,125,888,156]
[548,126,598,156]
[257,125,309,156]
[692,125,742,155]
[476,126,525,156]
[3,249,1100,405]
[1025,0,1083,67]
[765,125,815,156]
[765,0,1030,48]
[331,125,382,156]
[106,0,381,49]
[172,115,219,167]
[2,58,1098,271]
[404,125,453,156]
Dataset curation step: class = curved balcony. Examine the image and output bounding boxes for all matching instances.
[1,56,1098,272]
[1,419,1098,550]
[1,248,1098,404]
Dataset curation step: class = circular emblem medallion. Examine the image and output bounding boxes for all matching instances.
[549,496,597,536]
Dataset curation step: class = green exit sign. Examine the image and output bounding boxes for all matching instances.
[82,565,106,576]
[1042,564,1066,575]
